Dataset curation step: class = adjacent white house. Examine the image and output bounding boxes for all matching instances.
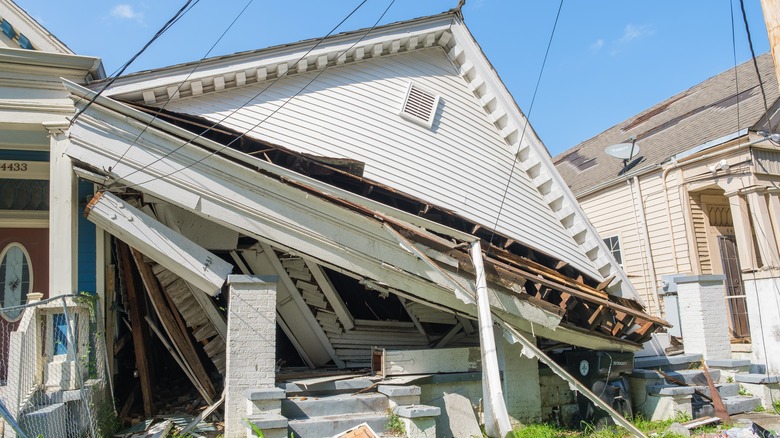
[553,52,780,375]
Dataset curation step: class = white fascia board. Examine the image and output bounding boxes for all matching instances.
[0,48,103,79]
[62,79,474,243]
[100,17,453,98]
[85,191,233,296]
[448,17,642,302]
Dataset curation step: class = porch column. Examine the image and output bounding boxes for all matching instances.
[765,189,780,258]
[224,275,283,438]
[45,122,77,296]
[675,275,731,360]
[743,277,780,374]
[745,188,780,268]
[501,331,542,425]
[725,191,759,271]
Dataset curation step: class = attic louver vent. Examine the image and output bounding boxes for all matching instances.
[399,82,440,129]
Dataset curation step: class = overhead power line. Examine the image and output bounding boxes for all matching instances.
[70,0,201,127]
[108,0,256,177]
[486,0,565,256]
[108,0,395,191]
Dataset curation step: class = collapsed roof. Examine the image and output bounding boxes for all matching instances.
[63,11,667,359]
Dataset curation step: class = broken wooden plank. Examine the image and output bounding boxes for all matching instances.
[305,258,355,330]
[131,249,216,404]
[144,315,210,409]
[703,363,730,424]
[181,391,226,435]
[398,296,428,339]
[657,369,712,402]
[596,275,616,291]
[587,305,606,330]
[105,263,117,376]
[150,263,226,373]
[118,242,154,417]
[86,191,232,296]
[680,416,720,430]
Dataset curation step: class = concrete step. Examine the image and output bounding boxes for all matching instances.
[723,396,762,415]
[690,382,740,399]
[282,377,375,396]
[634,354,702,371]
[282,393,388,419]
[288,412,388,437]
[691,395,762,419]
[661,369,720,386]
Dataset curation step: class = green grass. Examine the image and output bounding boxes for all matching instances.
[385,409,406,436]
[509,412,710,438]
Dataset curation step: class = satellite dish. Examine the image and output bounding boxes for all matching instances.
[604,142,640,160]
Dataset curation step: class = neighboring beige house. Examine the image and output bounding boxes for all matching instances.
[554,53,780,373]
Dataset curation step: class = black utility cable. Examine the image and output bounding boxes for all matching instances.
[107,0,255,181]
[70,0,200,127]
[486,0,564,256]
[106,0,369,187]
[739,0,774,132]
[112,0,396,192]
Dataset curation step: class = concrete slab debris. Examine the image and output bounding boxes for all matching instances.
[440,392,482,438]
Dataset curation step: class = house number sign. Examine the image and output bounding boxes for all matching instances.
[0,162,28,172]
[0,160,49,180]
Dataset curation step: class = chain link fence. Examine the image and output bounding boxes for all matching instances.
[0,294,113,438]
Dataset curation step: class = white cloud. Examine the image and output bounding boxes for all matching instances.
[617,24,654,44]
[111,4,144,21]
[589,38,605,53]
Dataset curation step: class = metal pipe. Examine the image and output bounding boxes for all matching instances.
[661,165,680,273]
[470,241,512,438]
[633,176,662,316]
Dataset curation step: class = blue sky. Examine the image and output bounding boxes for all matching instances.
[15,0,771,156]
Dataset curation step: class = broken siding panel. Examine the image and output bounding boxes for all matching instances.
[161,47,601,279]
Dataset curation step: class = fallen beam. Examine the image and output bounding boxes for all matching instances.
[86,191,232,296]
[499,322,647,438]
[118,242,154,417]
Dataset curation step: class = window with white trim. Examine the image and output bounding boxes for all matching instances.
[603,235,622,267]
[0,242,32,320]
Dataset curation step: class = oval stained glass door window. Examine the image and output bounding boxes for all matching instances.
[0,243,32,320]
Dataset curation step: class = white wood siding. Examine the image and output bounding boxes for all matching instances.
[159,47,599,277]
[579,170,692,311]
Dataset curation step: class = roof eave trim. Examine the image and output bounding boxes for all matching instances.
[445,16,642,301]
[99,14,457,99]
[0,47,103,78]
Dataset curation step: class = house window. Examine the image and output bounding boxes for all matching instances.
[603,235,622,266]
[0,19,15,40]
[0,242,32,320]
[399,82,440,129]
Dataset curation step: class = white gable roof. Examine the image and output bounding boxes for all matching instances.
[0,0,72,53]
[96,12,640,301]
